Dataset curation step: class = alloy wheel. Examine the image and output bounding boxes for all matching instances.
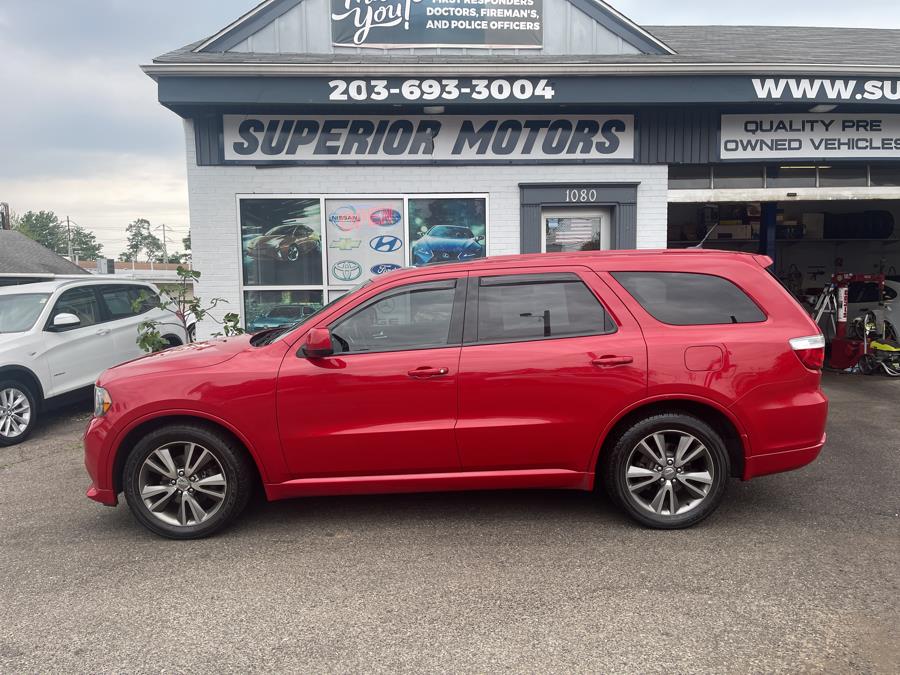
[624,430,714,517]
[138,441,228,527]
[0,387,31,440]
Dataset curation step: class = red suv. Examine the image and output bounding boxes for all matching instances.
[84,250,827,539]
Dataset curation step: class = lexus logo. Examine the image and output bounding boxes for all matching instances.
[369,235,402,253]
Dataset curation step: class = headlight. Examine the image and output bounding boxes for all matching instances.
[93,386,111,417]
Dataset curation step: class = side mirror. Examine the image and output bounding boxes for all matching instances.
[51,312,81,329]
[302,327,334,357]
[475,235,485,243]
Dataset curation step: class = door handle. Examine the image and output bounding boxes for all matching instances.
[407,367,450,379]
[95,328,111,336]
[591,355,633,367]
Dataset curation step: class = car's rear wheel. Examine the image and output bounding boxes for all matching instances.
[286,244,300,262]
[603,413,729,529]
[0,380,38,447]
[123,424,254,539]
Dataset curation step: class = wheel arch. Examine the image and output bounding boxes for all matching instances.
[594,398,747,480]
[0,366,45,407]
[111,413,264,494]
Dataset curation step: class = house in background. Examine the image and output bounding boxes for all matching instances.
[0,230,88,286]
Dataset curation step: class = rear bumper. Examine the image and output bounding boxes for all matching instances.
[743,433,826,480]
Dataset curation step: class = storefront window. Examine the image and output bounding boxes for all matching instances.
[713,164,764,189]
[545,216,604,252]
[408,197,487,266]
[241,199,322,286]
[870,164,900,187]
[818,164,868,187]
[766,165,817,188]
[325,198,405,285]
[243,290,323,332]
[668,165,711,189]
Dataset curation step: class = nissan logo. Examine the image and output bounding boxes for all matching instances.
[331,260,362,281]
[369,235,403,253]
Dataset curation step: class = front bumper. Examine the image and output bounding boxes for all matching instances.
[83,415,118,506]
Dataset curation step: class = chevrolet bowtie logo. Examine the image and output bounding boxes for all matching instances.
[330,238,361,250]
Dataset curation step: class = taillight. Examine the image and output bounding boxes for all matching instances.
[790,335,826,370]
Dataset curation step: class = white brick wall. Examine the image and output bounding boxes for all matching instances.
[183,120,669,338]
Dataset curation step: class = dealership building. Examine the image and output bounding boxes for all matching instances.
[144,0,900,334]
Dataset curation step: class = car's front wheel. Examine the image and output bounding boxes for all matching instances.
[0,380,38,447]
[123,424,254,539]
[603,413,729,529]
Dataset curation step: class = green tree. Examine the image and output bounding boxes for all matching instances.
[15,210,103,259]
[69,226,104,259]
[119,218,164,262]
[133,266,243,352]
[15,211,66,252]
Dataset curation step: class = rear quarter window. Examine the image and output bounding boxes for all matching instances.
[612,272,766,326]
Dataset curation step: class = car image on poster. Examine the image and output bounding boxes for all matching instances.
[325,199,405,285]
[409,197,487,266]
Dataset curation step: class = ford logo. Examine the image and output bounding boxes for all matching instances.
[371,264,402,275]
[370,235,403,253]
[331,260,362,281]
[370,209,402,226]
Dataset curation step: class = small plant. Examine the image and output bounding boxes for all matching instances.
[133,266,244,353]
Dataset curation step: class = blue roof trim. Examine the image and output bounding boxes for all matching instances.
[198,0,305,53]
[565,0,675,55]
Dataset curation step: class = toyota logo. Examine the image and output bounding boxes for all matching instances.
[331,260,362,281]
[369,235,402,253]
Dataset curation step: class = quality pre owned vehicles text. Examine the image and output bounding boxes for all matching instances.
[83,250,828,539]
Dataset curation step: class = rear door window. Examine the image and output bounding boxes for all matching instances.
[612,272,765,325]
[474,273,614,344]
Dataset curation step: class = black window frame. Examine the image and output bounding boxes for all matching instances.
[324,277,467,356]
[96,284,157,322]
[463,272,618,346]
[611,271,768,326]
[44,285,105,332]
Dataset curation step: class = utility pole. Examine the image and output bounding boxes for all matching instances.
[65,216,74,261]
[0,203,10,230]
[154,223,170,264]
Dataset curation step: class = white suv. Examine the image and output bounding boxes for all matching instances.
[0,278,186,446]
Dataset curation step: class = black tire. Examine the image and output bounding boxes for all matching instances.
[602,413,730,529]
[187,324,196,343]
[161,334,183,349]
[123,424,254,539]
[0,379,39,447]
[286,244,300,262]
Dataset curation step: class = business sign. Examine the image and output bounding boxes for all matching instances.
[223,115,634,163]
[325,199,405,285]
[721,114,900,160]
[331,0,542,48]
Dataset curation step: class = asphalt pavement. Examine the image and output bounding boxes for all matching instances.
[0,374,897,673]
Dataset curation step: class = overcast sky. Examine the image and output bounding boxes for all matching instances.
[2,0,900,256]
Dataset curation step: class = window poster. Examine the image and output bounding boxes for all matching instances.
[325,199,405,285]
[241,199,322,286]
[408,198,487,266]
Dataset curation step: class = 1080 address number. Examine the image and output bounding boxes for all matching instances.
[328,78,556,102]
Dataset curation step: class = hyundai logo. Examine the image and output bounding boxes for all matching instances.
[370,235,403,253]
[371,263,402,275]
[331,260,362,281]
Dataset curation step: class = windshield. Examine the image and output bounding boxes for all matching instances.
[0,293,50,333]
[428,226,473,239]
[268,306,305,319]
[265,225,295,236]
[251,280,373,346]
